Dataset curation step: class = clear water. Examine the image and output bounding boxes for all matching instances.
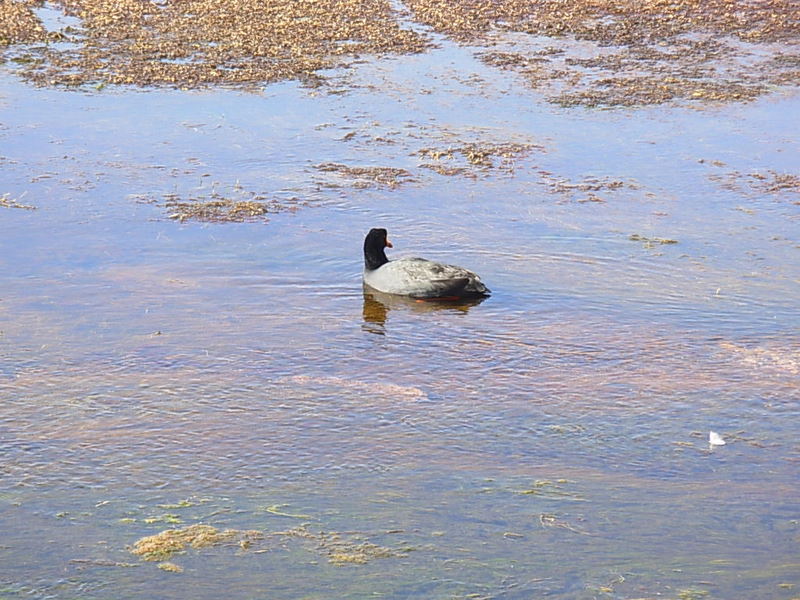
[0,35,798,600]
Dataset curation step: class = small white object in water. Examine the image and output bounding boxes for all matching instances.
[709,431,726,446]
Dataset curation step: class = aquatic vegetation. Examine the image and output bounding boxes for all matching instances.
[0,0,45,45]
[629,234,679,248]
[166,198,276,223]
[69,558,140,569]
[135,178,308,223]
[2,0,795,107]
[143,513,182,525]
[739,170,800,201]
[0,3,798,599]
[277,375,426,401]
[1,0,427,88]
[589,573,626,595]
[537,172,638,204]
[419,163,471,178]
[263,504,313,520]
[546,424,587,435]
[322,138,539,186]
[417,142,537,177]
[552,77,766,108]
[406,0,800,43]
[159,191,303,223]
[539,512,592,535]
[314,162,414,189]
[130,524,262,562]
[410,0,800,106]
[747,171,800,195]
[719,341,800,376]
[705,163,800,202]
[274,525,412,566]
[157,498,199,509]
[517,479,586,501]
[0,192,36,210]
[130,531,186,562]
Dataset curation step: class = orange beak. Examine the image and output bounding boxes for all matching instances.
[385,237,393,248]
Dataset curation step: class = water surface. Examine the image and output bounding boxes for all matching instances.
[1,35,798,600]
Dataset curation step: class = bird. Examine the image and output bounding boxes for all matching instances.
[709,431,726,446]
[362,228,490,299]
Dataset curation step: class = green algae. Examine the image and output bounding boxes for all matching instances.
[143,514,182,525]
[517,479,586,501]
[629,233,679,248]
[263,504,314,520]
[130,524,262,562]
[273,525,413,566]
[157,499,198,509]
[156,561,183,573]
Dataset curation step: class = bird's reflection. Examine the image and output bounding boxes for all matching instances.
[362,285,488,335]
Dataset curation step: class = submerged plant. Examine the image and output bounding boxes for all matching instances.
[274,525,413,566]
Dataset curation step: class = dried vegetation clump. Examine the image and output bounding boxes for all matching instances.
[1,0,427,87]
[407,0,800,106]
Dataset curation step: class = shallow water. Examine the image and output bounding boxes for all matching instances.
[1,32,799,600]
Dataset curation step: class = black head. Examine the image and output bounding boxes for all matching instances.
[364,228,393,271]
